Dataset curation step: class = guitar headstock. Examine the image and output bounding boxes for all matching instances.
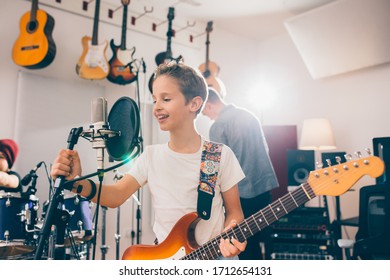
[168,7,175,21]
[121,0,130,6]
[308,154,384,196]
[206,21,213,33]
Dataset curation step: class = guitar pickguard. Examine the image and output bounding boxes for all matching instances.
[84,42,109,73]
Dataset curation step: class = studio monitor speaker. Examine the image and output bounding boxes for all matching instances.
[287,150,315,186]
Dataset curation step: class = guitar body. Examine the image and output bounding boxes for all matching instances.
[12,9,56,69]
[76,36,109,80]
[107,39,137,85]
[199,62,224,96]
[122,212,200,260]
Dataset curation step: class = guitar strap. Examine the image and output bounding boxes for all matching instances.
[197,140,222,220]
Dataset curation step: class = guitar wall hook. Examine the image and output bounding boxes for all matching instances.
[108,4,123,19]
[82,0,95,12]
[131,6,154,26]
[152,18,167,32]
[175,21,196,34]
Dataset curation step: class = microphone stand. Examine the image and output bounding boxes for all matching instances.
[113,169,122,260]
[100,205,109,259]
[34,127,83,260]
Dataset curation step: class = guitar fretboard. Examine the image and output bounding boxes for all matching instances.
[181,183,315,260]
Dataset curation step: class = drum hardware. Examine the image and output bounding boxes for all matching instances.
[1,193,40,259]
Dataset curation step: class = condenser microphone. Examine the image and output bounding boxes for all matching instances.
[82,97,119,171]
[21,161,44,186]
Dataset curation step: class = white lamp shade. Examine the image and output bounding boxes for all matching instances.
[299,118,336,150]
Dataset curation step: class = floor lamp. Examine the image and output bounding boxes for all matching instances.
[299,118,337,207]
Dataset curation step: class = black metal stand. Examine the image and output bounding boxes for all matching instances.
[100,206,109,259]
[115,206,120,260]
[34,127,83,260]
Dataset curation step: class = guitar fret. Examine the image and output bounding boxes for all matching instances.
[303,183,316,198]
[243,219,253,236]
[301,184,312,199]
[251,214,261,230]
[260,210,269,225]
[278,198,288,214]
[271,200,287,219]
[268,204,278,220]
[289,192,299,207]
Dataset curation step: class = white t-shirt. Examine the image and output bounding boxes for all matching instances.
[128,138,245,245]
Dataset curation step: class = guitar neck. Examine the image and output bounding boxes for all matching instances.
[92,0,101,45]
[30,0,39,23]
[120,4,128,50]
[182,183,315,260]
[205,33,211,68]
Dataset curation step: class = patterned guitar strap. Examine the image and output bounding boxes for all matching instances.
[197,140,223,220]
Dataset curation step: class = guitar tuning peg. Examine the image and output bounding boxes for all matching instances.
[344,153,353,161]
[355,151,362,158]
[316,161,323,169]
[365,148,372,155]
[326,159,332,166]
[335,156,341,164]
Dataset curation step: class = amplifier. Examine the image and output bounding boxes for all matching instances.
[271,206,330,233]
[272,232,331,242]
[270,243,334,260]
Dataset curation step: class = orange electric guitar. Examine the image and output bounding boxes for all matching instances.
[122,154,384,260]
[107,0,137,85]
[12,0,56,69]
[148,7,182,93]
[198,21,224,97]
[76,0,109,80]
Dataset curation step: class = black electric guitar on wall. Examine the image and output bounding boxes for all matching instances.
[148,7,182,93]
[122,155,384,260]
[12,0,56,69]
[76,0,109,80]
[107,0,137,85]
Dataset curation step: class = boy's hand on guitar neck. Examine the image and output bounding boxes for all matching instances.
[219,220,247,258]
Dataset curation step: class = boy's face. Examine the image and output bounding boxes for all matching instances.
[0,152,9,172]
[152,75,195,132]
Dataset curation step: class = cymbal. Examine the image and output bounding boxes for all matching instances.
[0,241,35,258]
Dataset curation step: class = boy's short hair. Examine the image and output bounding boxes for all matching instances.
[153,62,208,114]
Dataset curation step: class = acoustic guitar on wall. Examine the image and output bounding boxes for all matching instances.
[198,21,225,98]
[12,0,56,69]
[122,155,384,260]
[148,7,182,93]
[107,0,137,85]
[76,0,109,80]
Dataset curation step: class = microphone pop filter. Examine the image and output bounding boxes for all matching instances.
[106,97,140,161]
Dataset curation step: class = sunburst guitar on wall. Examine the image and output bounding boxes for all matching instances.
[107,0,137,85]
[122,154,384,260]
[76,0,109,80]
[198,21,224,97]
[12,0,56,69]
